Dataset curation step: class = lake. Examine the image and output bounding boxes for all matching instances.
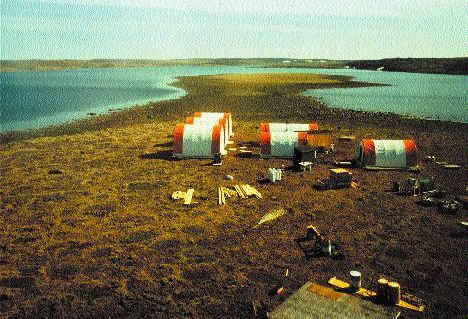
[1,66,466,132]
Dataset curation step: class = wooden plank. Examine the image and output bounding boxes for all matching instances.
[221,187,226,205]
[234,185,246,198]
[249,185,263,199]
[184,188,194,205]
[241,184,253,196]
[171,191,186,200]
[308,283,343,301]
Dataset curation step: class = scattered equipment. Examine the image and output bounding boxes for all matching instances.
[328,276,425,312]
[267,168,282,182]
[349,271,362,292]
[212,153,223,166]
[218,184,262,205]
[315,168,353,190]
[171,188,195,205]
[268,281,401,319]
[298,162,314,172]
[295,225,343,259]
[293,145,316,170]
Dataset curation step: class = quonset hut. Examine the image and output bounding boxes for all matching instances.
[173,124,225,158]
[194,112,233,138]
[357,139,418,168]
[260,131,308,158]
[186,116,229,148]
[259,122,318,132]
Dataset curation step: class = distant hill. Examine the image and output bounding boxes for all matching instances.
[1,58,467,75]
[0,58,346,72]
[348,58,468,75]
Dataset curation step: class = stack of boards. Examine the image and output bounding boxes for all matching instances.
[218,184,262,205]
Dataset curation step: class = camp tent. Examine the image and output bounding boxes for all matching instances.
[261,131,308,158]
[260,122,318,132]
[194,112,233,137]
[186,116,229,148]
[357,139,417,168]
[173,124,225,158]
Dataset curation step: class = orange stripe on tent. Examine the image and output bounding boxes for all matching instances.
[259,123,269,132]
[403,140,418,166]
[211,125,222,154]
[173,124,185,154]
[298,132,308,145]
[309,123,319,131]
[186,117,195,124]
[193,112,202,117]
[260,131,271,155]
[223,113,230,134]
[362,139,376,166]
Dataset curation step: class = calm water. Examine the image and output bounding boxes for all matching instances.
[303,68,467,123]
[1,66,467,132]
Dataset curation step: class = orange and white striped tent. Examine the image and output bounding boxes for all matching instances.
[261,131,308,158]
[173,124,224,158]
[259,122,318,132]
[186,116,229,148]
[194,112,233,137]
[357,139,417,168]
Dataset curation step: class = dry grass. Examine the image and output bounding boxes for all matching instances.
[0,73,467,318]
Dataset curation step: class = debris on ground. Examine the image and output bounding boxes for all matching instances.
[297,161,313,172]
[268,281,400,319]
[255,207,287,227]
[212,152,223,166]
[295,225,344,259]
[219,184,262,205]
[293,145,316,170]
[225,175,234,180]
[314,168,353,190]
[171,188,195,205]
[338,135,355,142]
[334,161,353,167]
[267,168,282,182]
[442,164,461,170]
[393,177,436,196]
[328,276,425,312]
[438,199,463,214]
[456,195,468,209]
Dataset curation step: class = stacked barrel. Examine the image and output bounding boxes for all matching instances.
[173,112,232,158]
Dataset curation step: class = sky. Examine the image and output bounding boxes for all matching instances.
[1,0,466,60]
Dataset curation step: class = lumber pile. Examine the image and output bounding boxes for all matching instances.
[218,184,262,205]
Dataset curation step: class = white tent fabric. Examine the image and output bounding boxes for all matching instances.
[173,124,224,158]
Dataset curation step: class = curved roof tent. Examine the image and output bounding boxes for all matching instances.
[260,122,318,132]
[194,112,233,137]
[186,116,228,148]
[358,139,417,168]
[261,131,308,158]
[173,124,225,158]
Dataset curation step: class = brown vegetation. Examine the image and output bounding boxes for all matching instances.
[0,73,467,318]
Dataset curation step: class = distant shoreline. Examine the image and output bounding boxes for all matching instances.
[1,57,467,75]
[1,72,465,145]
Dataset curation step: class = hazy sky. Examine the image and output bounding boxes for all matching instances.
[1,0,466,60]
